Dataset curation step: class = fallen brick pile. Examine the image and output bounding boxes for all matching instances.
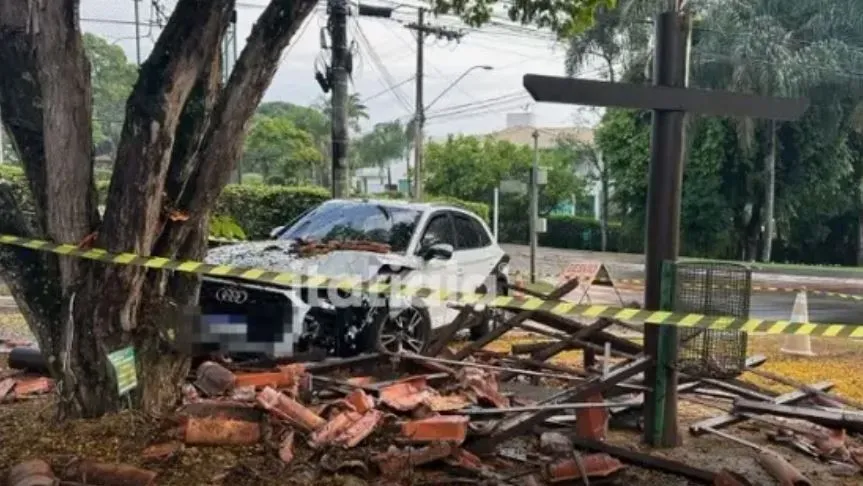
[4,276,863,485]
[179,356,628,484]
[2,349,637,486]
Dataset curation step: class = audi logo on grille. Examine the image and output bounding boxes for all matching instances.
[215,287,249,304]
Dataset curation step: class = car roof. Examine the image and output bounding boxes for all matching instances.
[326,198,473,214]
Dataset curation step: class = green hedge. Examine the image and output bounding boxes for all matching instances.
[215,184,331,239]
[499,214,642,253]
[1,165,490,242]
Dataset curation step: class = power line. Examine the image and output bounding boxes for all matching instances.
[361,75,416,103]
[352,17,414,111]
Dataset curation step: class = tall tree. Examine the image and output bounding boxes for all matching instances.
[83,34,138,157]
[354,120,410,187]
[694,0,859,261]
[243,115,323,183]
[256,101,331,185]
[0,0,614,419]
[315,92,369,133]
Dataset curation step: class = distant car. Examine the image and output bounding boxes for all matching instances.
[194,199,510,359]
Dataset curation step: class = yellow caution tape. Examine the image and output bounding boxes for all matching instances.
[1,234,862,338]
[608,278,863,302]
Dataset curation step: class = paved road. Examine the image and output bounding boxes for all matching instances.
[504,244,863,324]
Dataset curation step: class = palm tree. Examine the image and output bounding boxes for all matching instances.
[354,120,411,189]
[693,0,857,261]
[316,92,370,133]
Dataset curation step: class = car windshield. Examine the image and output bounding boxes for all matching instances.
[278,201,422,253]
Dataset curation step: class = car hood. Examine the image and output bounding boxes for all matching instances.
[204,240,419,281]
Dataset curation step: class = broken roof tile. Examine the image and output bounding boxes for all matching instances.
[257,386,326,432]
[12,377,53,397]
[401,415,469,444]
[379,376,437,412]
[345,389,376,414]
[547,453,624,482]
[310,411,362,449]
[424,394,472,412]
[335,409,384,448]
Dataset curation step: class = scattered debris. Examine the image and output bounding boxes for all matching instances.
[402,415,469,443]
[7,459,55,486]
[546,453,625,483]
[64,459,158,486]
[4,279,863,486]
[279,431,295,464]
[540,431,574,457]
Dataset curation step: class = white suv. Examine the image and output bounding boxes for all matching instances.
[195,199,510,359]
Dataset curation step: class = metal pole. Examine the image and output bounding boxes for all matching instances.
[425,65,492,111]
[133,0,141,65]
[530,130,539,284]
[642,10,690,448]
[493,187,499,242]
[329,0,349,198]
[412,8,425,200]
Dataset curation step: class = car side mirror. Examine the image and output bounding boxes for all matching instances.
[269,225,285,239]
[422,243,453,261]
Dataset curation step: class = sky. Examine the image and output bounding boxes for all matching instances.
[80,0,605,138]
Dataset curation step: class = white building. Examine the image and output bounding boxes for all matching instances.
[486,112,603,219]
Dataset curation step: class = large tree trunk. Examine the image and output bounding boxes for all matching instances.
[760,120,777,263]
[0,0,317,419]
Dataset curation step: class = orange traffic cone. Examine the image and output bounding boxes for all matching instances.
[780,289,816,357]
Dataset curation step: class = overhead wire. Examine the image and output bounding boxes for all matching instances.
[362,76,417,103]
[423,91,532,120]
[352,17,414,112]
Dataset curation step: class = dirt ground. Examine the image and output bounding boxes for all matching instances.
[3,330,863,485]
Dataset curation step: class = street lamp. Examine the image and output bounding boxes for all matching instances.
[425,65,494,111]
[413,64,493,200]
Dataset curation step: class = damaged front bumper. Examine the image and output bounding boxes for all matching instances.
[193,277,313,358]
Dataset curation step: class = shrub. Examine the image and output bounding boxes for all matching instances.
[241,173,265,185]
[499,214,642,253]
[215,184,330,239]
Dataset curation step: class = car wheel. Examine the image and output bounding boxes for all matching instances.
[374,305,432,354]
[470,278,508,340]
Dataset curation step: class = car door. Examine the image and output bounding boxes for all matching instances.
[410,210,459,329]
[452,211,504,295]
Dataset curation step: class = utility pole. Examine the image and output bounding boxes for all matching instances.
[530,130,539,284]
[133,0,141,64]
[329,0,350,198]
[405,13,463,200]
[412,8,425,200]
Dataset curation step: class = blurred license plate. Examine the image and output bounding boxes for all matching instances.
[202,314,247,334]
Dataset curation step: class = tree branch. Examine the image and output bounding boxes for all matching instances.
[162,0,318,248]
[99,0,234,255]
[0,0,48,235]
[31,0,99,289]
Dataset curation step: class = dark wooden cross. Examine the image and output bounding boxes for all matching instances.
[521,11,808,447]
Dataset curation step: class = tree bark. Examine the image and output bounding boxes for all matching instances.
[171,0,319,241]
[760,120,777,263]
[0,0,317,419]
